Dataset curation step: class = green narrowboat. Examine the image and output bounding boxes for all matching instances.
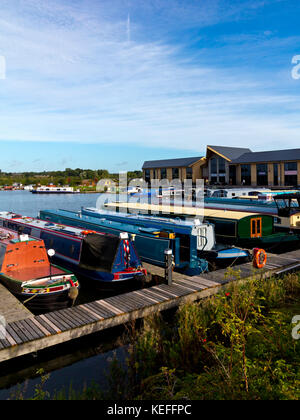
[104,202,300,249]
[202,209,298,248]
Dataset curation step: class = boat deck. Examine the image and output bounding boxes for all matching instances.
[0,249,300,363]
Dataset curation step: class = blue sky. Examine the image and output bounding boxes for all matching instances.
[0,0,300,172]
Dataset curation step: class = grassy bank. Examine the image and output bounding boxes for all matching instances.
[10,272,300,400]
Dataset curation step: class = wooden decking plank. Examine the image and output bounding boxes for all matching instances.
[173,277,204,290]
[96,300,124,315]
[105,296,139,312]
[15,320,38,341]
[80,304,104,321]
[174,278,206,291]
[36,315,61,335]
[0,338,11,349]
[122,292,156,307]
[54,308,86,328]
[43,312,70,332]
[182,275,218,288]
[9,321,33,343]
[25,318,49,339]
[151,285,181,299]
[5,324,23,344]
[21,319,45,340]
[155,283,192,297]
[4,331,17,347]
[179,277,209,289]
[109,293,149,310]
[30,318,52,337]
[133,290,162,304]
[140,288,170,302]
[194,275,224,286]
[17,319,42,340]
[67,306,99,324]
[116,293,151,309]
[144,287,175,300]
[85,302,116,319]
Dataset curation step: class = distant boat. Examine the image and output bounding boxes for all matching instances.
[31,186,80,194]
[0,227,79,312]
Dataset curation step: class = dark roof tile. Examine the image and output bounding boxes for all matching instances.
[232,149,300,164]
[207,145,252,161]
[142,156,204,169]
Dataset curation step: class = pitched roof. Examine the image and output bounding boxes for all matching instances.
[231,148,300,164]
[142,156,204,169]
[207,145,252,161]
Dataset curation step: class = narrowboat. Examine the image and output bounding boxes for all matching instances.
[0,228,79,312]
[0,212,147,289]
[80,207,251,266]
[38,209,210,275]
[31,186,80,194]
[203,193,300,232]
[103,201,300,249]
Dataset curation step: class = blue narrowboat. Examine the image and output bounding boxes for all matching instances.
[0,212,146,289]
[81,207,251,264]
[38,209,251,274]
[38,209,209,275]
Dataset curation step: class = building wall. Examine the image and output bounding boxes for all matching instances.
[144,157,300,187]
[251,164,257,187]
[232,161,300,187]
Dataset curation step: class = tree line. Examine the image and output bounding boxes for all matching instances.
[0,168,143,187]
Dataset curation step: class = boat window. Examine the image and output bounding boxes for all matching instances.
[251,218,262,238]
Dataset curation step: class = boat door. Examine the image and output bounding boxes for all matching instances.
[250,217,262,238]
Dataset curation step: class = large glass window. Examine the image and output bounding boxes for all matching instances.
[241,164,251,185]
[218,158,226,174]
[172,168,179,179]
[210,158,217,174]
[256,163,268,186]
[284,162,297,186]
[160,168,167,180]
[186,167,193,180]
[273,163,278,186]
[229,165,237,185]
[144,169,151,183]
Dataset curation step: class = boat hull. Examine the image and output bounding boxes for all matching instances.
[0,275,77,313]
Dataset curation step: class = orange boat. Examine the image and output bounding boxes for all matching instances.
[0,228,79,312]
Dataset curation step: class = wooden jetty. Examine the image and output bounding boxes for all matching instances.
[0,284,32,323]
[0,249,300,364]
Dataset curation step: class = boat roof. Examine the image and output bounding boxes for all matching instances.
[0,211,117,239]
[41,208,190,236]
[203,208,266,220]
[83,207,204,227]
[0,227,38,245]
[103,202,267,221]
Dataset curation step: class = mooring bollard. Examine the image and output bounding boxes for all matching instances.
[164,249,173,285]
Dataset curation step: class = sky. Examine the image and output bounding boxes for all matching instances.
[0,0,300,172]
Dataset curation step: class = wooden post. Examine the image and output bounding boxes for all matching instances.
[164,249,173,285]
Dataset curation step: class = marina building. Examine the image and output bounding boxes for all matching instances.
[142,146,300,188]
[142,156,207,184]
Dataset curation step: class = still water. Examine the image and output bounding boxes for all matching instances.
[0,190,130,400]
[0,189,103,217]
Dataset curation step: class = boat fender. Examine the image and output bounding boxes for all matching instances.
[253,248,267,269]
[68,286,79,303]
[81,230,95,236]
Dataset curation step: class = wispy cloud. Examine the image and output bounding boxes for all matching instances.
[0,0,299,154]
